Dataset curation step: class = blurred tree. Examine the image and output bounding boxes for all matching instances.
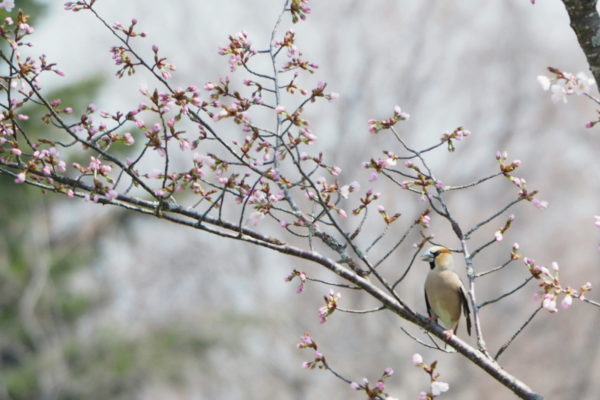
[0,2,115,399]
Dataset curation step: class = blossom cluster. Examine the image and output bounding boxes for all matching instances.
[296,333,326,370]
[349,368,394,399]
[496,150,548,209]
[493,214,514,242]
[318,289,341,323]
[440,126,470,152]
[368,105,410,134]
[537,67,594,104]
[522,257,592,313]
[285,269,307,293]
[412,353,450,399]
[289,0,312,23]
[218,31,257,72]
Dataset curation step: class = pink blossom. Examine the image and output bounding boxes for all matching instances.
[275,105,286,114]
[331,166,342,176]
[561,294,572,309]
[542,295,558,313]
[411,353,423,366]
[368,171,379,182]
[339,185,350,199]
[106,190,118,200]
[574,72,595,95]
[350,382,360,390]
[66,189,74,198]
[298,334,312,347]
[384,368,394,377]
[123,132,135,145]
[337,209,347,218]
[1,0,16,12]
[532,198,549,209]
[537,75,551,91]
[494,231,503,242]
[17,114,29,120]
[247,211,265,226]
[382,157,396,167]
[14,172,25,183]
[10,148,21,156]
[550,83,567,104]
[431,381,450,396]
[594,215,600,228]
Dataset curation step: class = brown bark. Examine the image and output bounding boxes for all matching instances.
[561,0,600,86]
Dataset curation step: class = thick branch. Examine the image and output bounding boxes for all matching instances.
[561,0,600,85]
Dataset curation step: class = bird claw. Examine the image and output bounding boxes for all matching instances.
[442,329,454,341]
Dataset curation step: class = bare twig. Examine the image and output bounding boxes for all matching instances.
[479,276,535,308]
[495,305,543,361]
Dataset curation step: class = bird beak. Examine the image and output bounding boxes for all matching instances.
[421,251,434,262]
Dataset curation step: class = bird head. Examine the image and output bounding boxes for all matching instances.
[422,246,453,270]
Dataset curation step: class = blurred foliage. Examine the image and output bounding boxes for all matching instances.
[0,3,220,398]
[0,2,118,399]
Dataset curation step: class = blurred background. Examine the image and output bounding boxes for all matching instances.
[1,0,599,399]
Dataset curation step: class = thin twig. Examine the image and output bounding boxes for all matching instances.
[464,197,524,239]
[479,276,535,308]
[495,305,543,360]
[476,258,514,278]
[337,306,385,314]
[444,172,503,191]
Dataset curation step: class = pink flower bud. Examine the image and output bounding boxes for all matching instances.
[412,353,423,366]
[14,172,26,183]
[561,294,572,309]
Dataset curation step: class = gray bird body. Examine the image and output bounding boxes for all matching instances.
[422,246,471,336]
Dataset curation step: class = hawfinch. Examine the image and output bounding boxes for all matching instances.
[422,246,471,339]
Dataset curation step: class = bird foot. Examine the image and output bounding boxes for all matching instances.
[442,329,454,341]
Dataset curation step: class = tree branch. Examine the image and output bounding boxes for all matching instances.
[561,0,600,86]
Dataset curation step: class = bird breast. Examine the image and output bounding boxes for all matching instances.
[425,269,462,329]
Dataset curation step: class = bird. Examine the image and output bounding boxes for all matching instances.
[422,246,471,341]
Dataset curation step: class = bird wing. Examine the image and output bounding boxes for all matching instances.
[425,289,433,319]
[459,284,472,336]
